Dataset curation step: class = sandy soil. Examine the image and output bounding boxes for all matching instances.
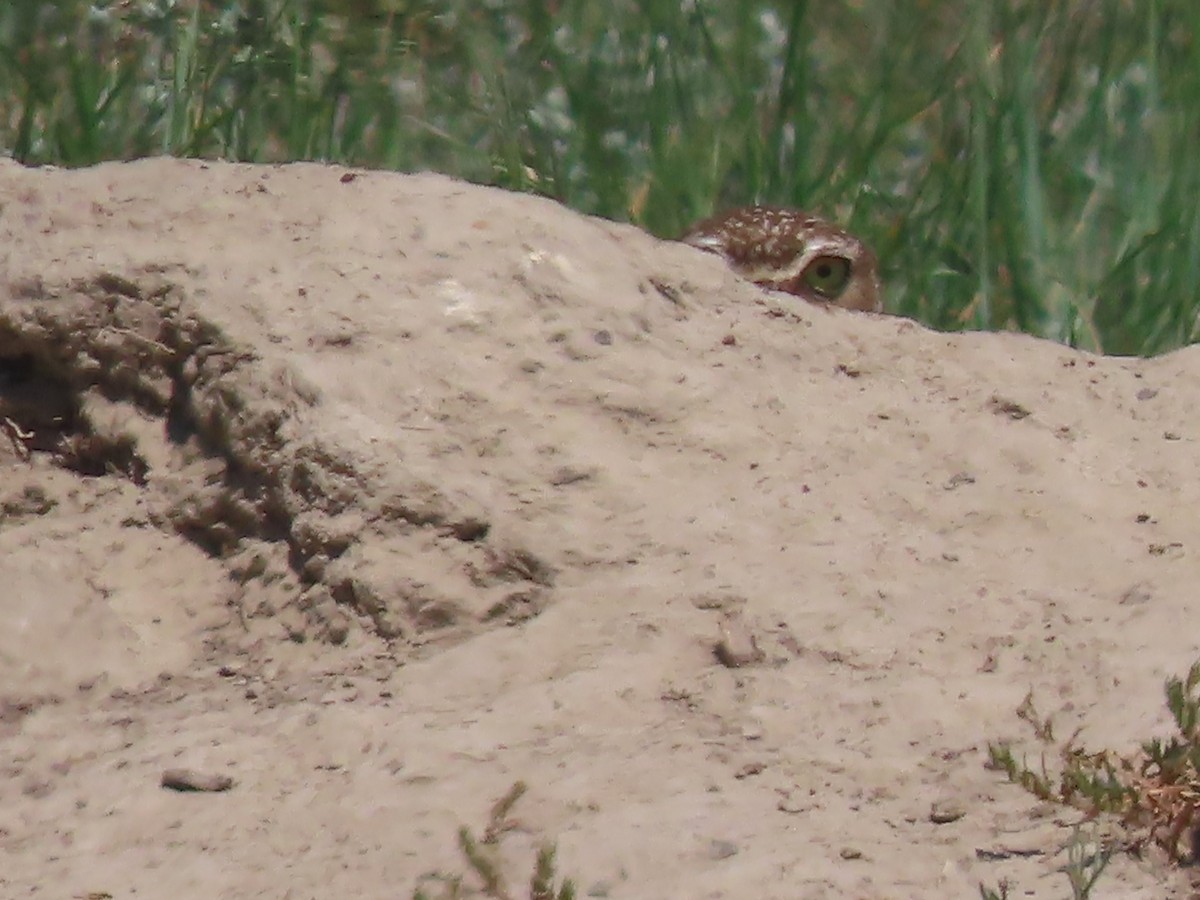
[1,158,1199,899]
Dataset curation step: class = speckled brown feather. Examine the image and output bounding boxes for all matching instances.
[682,206,881,313]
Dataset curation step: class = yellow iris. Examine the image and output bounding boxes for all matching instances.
[802,256,851,298]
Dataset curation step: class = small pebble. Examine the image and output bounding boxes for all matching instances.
[160,768,234,793]
[714,614,763,668]
[709,839,739,860]
[930,800,965,824]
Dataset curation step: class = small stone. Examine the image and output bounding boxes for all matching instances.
[548,465,595,486]
[714,614,764,668]
[690,592,746,612]
[930,800,966,824]
[161,768,234,793]
[21,779,53,799]
[839,846,863,860]
[776,790,814,815]
[943,472,976,491]
[989,396,1031,420]
[709,839,739,860]
[740,720,765,741]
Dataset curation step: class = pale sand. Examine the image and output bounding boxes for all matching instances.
[1,158,1197,898]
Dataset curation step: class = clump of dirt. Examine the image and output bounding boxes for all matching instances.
[0,269,554,650]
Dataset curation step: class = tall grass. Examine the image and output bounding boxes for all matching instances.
[2,0,1199,355]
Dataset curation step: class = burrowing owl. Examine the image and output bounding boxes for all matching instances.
[682,206,881,313]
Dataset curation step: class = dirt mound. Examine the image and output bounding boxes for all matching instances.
[2,159,1198,898]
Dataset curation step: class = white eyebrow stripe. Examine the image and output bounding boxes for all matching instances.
[686,234,730,253]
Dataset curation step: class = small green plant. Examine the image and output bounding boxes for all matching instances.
[979,826,1111,900]
[989,660,1200,864]
[414,781,576,900]
[1061,826,1112,899]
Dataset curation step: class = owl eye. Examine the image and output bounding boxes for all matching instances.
[801,256,851,298]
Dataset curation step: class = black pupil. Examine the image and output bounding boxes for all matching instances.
[816,263,832,279]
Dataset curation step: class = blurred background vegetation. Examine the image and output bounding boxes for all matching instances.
[2,0,1198,355]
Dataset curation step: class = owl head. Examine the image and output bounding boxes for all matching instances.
[683,206,881,313]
